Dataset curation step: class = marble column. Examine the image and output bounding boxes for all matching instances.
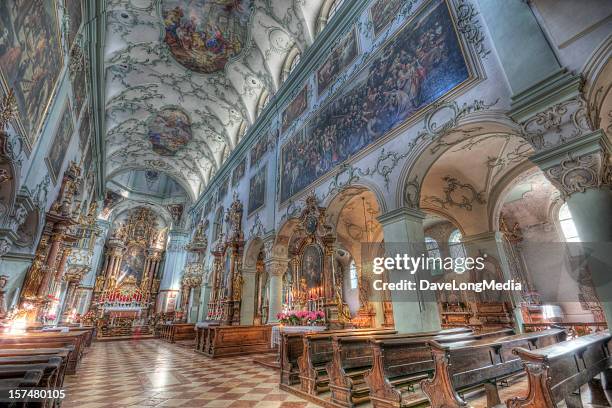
[266,257,287,323]
[377,207,441,333]
[462,231,525,331]
[531,129,612,324]
[239,266,257,325]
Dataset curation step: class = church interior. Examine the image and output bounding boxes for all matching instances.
[0,0,611,406]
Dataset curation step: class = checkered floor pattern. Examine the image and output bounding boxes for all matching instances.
[62,339,317,408]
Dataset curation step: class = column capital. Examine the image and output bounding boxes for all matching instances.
[265,257,289,277]
[461,231,503,245]
[377,207,426,226]
[530,129,611,198]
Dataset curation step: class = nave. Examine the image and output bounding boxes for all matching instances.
[62,339,310,408]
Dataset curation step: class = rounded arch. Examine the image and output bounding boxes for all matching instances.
[281,46,301,83]
[317,0,345,33]
[398,112,523,210]
[271,217,300,259]
[243,236,264,269]
[104,199,173,228]
[581,36,612,131]
[106,166,196,202]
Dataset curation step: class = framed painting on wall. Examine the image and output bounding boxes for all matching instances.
[281,85,308,133]
[248,164,266,215]
[231,157,246,187]
[370,0,404,37]
[0,0,65,150]
[45,99,75,184]
[316,28,359,96]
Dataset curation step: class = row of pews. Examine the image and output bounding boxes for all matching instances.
[0,327,94,407]
[280,325,612,408]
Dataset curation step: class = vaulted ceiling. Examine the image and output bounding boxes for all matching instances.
[104,0,328,199]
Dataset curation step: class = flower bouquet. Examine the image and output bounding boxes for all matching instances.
[277,310,325,326]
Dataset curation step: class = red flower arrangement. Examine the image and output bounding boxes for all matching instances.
[276,310,325,326]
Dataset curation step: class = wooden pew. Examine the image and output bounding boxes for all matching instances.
[0,371,44,408]
[365,328,516,408]
[280,327,406,386]
[420,328,567,408]
[0,360,62,408]
[0,331,87,374]
[507,331,612,408]
[203,325,273,357]
[157,323,196,343]
[0,354,69,389]
[328,327,475,406]
[194,321,220,354]
[298,329,397,395]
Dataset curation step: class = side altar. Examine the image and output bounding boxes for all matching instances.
[89,208,166,339]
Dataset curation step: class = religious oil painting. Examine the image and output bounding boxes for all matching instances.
[218,177,229,199]
[71,55,88,120]
[78,107,91,150]
[231,157,246,186]
[249,133,273,169]
[162,0,254,74]
[82,141,92,174]
[317,28,359,95]
[119,244,146,284]
[370,0,404,37]
[280,0,470,203]
[65,0,83,51]
[248,164,266,215]
[301,244,323,289]
[0,0,64,148]
[281,85,308,133]
[147,108,192,156]
[46,100,74,184]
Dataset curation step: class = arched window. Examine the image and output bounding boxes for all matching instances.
[425,236,443,275]
[318,0,346,33]
[282,47,301,83]
[349,260,358,289]
[449,229,467,274]
[256,90,270,117]
[558,203,580,242]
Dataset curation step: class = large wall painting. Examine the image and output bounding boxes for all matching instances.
[280,0,471,203]
[0,0,64,149]
[370,0,404,37]
[82,141,92,174]
[162,0,253,74]
[249,133,273,169]
[231,157,246,187]
[147,108,192,156]
[316,28,359,95]
[64,0,83,51]
[248,164,266,215]
[281,85,308,133]
[45,100,74,184]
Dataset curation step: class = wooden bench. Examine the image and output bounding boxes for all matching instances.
[0,360,62,408]
[328,327,474,407]
[0,371,44,407]
[364,328,515,408]
[203,325,273,358]
[421,328,567,408]
[298,329,397,395]
[507,331,612,408]
[157,323,196,343]
[0,332,87,374]
[194,321,220,354]
[280,327,405,386]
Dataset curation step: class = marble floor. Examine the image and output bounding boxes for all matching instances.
[63,339,317,408]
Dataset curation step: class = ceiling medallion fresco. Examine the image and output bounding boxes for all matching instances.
[162,0,254,74]
[147,108,193,156]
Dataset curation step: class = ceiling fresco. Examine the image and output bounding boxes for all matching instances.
[147,107,192,156]
[162,0,254,73]
[104,0,327,198]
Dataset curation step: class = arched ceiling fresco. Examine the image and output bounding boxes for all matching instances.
[104,0,327,198]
